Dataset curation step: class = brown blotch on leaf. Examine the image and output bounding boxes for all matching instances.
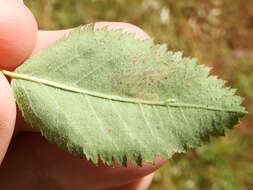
[187,83,192,88]
[156,125,160,130]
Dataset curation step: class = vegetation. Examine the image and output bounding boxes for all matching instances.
[25,0,253,189]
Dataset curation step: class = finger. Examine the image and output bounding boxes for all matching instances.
[33,22,150,53]
[0,133,166,190]
[105,173,154,190]
[0,73,16,164]
[0,0,37,70]
[16,22,150,132]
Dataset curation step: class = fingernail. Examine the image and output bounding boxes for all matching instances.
[135,174,154,190]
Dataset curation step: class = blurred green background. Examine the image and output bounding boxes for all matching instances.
[24,0,253,189]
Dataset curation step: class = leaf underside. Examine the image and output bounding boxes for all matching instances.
[8,25,246,166]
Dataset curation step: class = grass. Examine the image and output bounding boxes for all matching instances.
[25,0,253,189]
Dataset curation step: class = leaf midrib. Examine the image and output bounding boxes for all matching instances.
[2,70,247,114]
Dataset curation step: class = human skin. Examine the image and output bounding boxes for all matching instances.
[0,0,167,189]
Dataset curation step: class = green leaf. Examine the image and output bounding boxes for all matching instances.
[2,25,246,166]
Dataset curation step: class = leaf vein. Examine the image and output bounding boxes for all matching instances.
[139,104,156,140]
[3,71,247,114]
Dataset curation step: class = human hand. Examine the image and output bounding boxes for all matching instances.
[0,1,167,189]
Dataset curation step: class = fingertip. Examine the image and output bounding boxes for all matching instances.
[0,73,16,164]
[34,22,150,54]
[0,0,38,70]
[33,30,71,54]
[135,173,154,190]
[94,22,150,40]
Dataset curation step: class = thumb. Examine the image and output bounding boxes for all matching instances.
[0,73,16,164]
[0,0,38,70]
